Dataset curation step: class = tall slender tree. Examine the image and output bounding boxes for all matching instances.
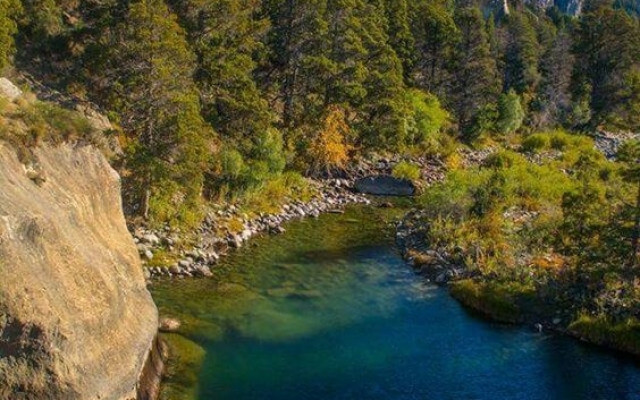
[261,0,328,129]
[381,0,415,81]
[503,11,541,95]
[0,0,21,70]
[169,0,273,151]
[107,0,212,222]
[572,2,640,128]
[450,6,500,139]
[410,0,458,96]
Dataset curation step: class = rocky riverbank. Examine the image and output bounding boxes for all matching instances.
[137,179,371,280]
[395,209,470,285]
[135,151,457,281]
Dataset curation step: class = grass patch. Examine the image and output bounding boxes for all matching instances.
[569,314,640,356]
[146,248,179,268]
[392,161,421,181]
[450,279,535,323]
[239,172,317,215]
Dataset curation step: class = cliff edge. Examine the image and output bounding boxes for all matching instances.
[0,142,158,399]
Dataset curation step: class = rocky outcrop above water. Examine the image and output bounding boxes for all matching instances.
[354,175,416,196]
[396,210,468,284]
[0,143,158,399]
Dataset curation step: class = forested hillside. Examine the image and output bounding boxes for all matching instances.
[0,0,638,227]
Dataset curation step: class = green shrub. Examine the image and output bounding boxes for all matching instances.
[521,134,549,153]
[240,172,316,215]
[392,161,421,181]
[404,89,450,149]
[496,90,524,135]
[484,150,522,169]
[549,132,570,150]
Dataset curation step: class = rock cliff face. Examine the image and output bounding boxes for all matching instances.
[0,142,158,399]
[526,0,584,14]
[483,0,586,15]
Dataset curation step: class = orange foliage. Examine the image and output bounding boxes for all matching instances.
[308,106,351,175]
[529,253,566,272]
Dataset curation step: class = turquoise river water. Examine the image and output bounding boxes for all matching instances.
[151,205,640,400]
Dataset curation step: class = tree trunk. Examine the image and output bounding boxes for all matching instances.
[632,182,640,268]
[143,188,151,221]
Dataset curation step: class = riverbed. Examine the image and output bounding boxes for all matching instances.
[151,205,640,400]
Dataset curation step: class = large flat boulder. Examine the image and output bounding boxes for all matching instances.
[0,143,158,399]
[354,175,416,196]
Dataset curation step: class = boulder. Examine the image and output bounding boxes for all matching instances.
[354,175,416,196]
[158,317,181,333]
[0,77,22,101]
[228,235,242,248]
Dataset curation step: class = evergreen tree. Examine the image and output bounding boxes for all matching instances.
[0,0,21,70]
[496,89,524,134]
[323,0,369,108]
[170,0,274,153]
[381,0,415,81]
[450,6,500,139]
[533,27,574,129]
[410,0,458,96]
[261,0,328,129]
[572,2,640,129]
[503,11,541,95]
[107,0,212,223]
[355,0,408,149]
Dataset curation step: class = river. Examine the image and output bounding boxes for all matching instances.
[151,204,640,400]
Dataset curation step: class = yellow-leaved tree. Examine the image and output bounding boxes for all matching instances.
[308,106,351,176]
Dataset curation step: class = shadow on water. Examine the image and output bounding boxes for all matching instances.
[151,204,640,400]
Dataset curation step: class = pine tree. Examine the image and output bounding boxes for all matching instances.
[261,0,328,129]
[0,0,21,70]
[355,0,408,149]
[450,6,500,139]
[107,0,213,223]
[503,11,541,95]
[572,2,640,129]
[170,0,274,152]
[381,0,415,81]
[534,28,574,128]
[409,0,458,96]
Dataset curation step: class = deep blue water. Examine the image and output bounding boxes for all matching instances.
[152,206,640,400]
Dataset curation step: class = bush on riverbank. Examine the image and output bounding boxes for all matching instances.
[415,131,640,339]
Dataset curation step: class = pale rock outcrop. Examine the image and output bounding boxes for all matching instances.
[0,78,22,101]
[0,143,158,399]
